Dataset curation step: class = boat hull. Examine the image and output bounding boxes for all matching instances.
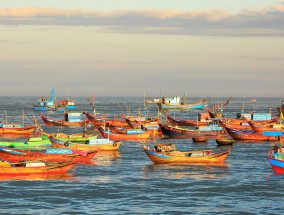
[143,146,230,164]
[0,161,75,175]
[49,136,121,151]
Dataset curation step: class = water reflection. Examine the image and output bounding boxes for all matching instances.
[0,173,74,181]
[143,162,229,179]
[92,151,121,166]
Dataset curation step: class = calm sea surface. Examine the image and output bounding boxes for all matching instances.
[0,96,283,215]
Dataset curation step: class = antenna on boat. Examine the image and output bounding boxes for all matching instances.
[242,97,245,113]
[22,109,25,125]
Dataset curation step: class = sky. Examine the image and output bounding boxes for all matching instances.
[0,0,284,97]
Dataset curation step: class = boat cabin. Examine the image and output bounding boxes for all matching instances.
[64,113,82,122]
[154,144,176,153]
[162,96,181,105]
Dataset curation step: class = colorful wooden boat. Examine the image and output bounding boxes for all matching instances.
[142,144,230,164]
[125,116,160,129]
[159,123,222,138]
[33,88,63,111]
[0,137,51,150]
[166,113,209,126]
[267,144,284,174]
[0,124,35,135]
[41,132,98,142]
[97,126,152,141]
[221,123,284,141]
[48,135,121,151]
[0,147,98,163]
[83,111,128,127]
[0,160,75,175]
[55,99,76,110]
[41,114,89,127]
[247,120,284,132]
[158,97,207,111]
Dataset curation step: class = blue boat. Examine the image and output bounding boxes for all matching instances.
[158,97,207,111]
[33,88,76,111]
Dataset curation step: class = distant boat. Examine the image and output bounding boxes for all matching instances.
[142,143,230,164]
[157,96,207,111]
[33,88,76,111]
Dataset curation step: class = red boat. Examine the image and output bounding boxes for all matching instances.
[159,123,222,138]
[97,126,152,141]
[83,111,128,127]
[221,122,284,141]
[166,113,209,126]
[247,120,284,132]
[41,115,89,127]
[0,147,98,163]
[0,160,75,176]
[0,125,35,135]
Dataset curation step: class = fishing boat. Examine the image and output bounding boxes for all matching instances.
[159,123,222,138]
[267,144,284,174]
[55,99,76,110]
[83,111,128,127]
[0,124,36,135]
[125,115,160,129]
[0,147,98,163]
[33,88,62,111]
[0,111,38,135]
[0,160,75,175]
[0,136,51,150]
[48,135,121,151]
[142,144,230,164]
[166,113,210,126]
[97,126,152,141]
[41,113,89,127]
[247,120,284,132]
[158,96,207,111]
[221,122,284,141]
[41,132,98,142]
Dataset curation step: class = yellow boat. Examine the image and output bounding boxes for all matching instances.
[142,143,230,164]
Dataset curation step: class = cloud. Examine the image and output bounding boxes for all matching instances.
[0,3,284,36]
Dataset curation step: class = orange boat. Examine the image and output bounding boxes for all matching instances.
[0,124,35,135]
[83,111,128,127]
[142,144,230,164]
[0,147,98,163]
[97,126,152,141]
[48,135,121,151]
[247,120,284,132]
[221,122,284,141]
[41,115,89,127]
[166,113,209,126]
[0,160,75,175]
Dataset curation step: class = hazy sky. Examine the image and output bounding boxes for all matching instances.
[0,0,284,97]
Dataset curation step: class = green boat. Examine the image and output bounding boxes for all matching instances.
[0,136,51,150]
[41,132,98,143]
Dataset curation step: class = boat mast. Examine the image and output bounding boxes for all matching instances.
[22,109,25,125]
